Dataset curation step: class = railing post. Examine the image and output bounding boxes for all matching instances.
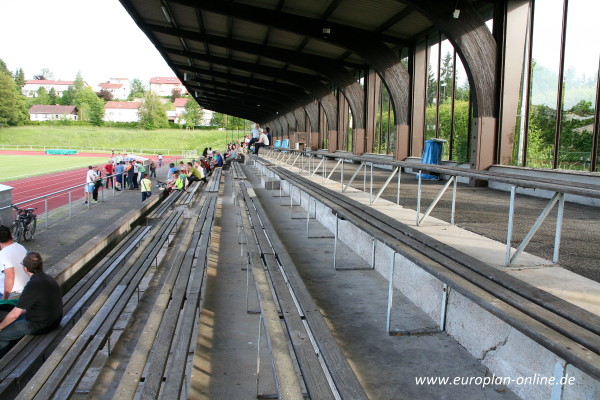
[45,197,49,229]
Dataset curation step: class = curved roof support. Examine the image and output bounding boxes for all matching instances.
[304,101,320,132]
[284,113,297,134]
[404,0,497,118]
[293,108,306,132]
[278,116,289,137]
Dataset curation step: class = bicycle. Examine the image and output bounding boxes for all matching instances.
[11,205,37,242]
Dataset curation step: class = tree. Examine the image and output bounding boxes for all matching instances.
[182,98,203,128]
[128,78,145,100]
[211,112,225,128]
[138,92,167,130]
[440,52,455,104]
[59,86,75,105]
[34,87,50,105]
[48,88,58,105]
[14,68,25,88]
[96,89,114,102]
[0,59,8,75]
[74,86,105,125]
[0,71,27,126]
[73,71,85,92]
[171,88,182,102]
[33,68,54,80]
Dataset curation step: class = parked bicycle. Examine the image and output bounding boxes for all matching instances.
[11,205,37,242]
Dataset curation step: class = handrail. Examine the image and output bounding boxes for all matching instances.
[268,148,600,200]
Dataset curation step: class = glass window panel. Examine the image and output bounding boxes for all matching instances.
[426,41,440,141]
[375,84,392,154]
[526,0,563,168]
[452,53,470,162]
[438,39,455,160]
[558,0,599,171]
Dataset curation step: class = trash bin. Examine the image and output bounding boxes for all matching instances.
[419,139,446,180]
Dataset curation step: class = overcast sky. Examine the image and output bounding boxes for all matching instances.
[0,0,175,86]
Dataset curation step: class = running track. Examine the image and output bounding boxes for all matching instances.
[1,151,178,214]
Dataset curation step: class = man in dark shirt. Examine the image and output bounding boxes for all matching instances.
[0,252,62,357]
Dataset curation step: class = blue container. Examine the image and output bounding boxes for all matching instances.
[419,139,445,180]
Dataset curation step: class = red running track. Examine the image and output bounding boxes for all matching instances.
[1,151,179,215]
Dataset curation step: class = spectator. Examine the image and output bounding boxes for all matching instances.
[149,160,157,178]
[115,161,124,191]
[0,226,28,300]
[212,151,224,168]
[266,127,272,148]
[126,161,135,190]
[254,129,270,155]
[248,123,260,153]
[92,166,102,202]
[186,162,206,188]
[167,170,184,191]
[137,161,146,187]
[132,161,139,189]
[167,163,178,180]
[157,153,164,168]
[0,252,62,357]
[207,147,214,161]
[84,166,96,204]
[104,160,114,190]
[202,147,208,158]
[140,173,152,202]
[199,156,211,175]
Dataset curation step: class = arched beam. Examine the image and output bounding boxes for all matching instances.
[404,0,497,117]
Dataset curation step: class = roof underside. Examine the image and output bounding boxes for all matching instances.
[119,0,492,122]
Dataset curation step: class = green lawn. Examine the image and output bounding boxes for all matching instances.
[0,155,109,182]
[0,126,241,155]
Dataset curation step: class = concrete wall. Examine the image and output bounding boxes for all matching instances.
[259,163,600,400]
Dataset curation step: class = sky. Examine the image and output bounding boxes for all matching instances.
[0,0,175,86]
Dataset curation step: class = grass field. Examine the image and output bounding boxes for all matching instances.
[0,126,241,155]
[0,155,110,182]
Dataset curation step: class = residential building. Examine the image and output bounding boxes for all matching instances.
[29,105,78,121]
[22,80,75,98]
[103,101,141,123]
[201,108,214,126]
[149,77,187,97]
[96,78,130,100]
[170,97,188,124]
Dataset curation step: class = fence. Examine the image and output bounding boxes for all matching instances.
[0,144,196,156]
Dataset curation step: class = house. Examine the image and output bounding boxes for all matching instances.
[201,108,215,126]
[96,78,130,100]
[171,97,188,124]
[103,101,141,123]
[29,105,78,121]
[149,77,187,97]
[22,80,75,98]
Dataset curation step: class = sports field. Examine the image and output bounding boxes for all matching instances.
[0,153,110,182]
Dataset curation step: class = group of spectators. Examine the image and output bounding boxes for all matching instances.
[84,157,160,203]
[245,123,272,155]
[0,226,62,357]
